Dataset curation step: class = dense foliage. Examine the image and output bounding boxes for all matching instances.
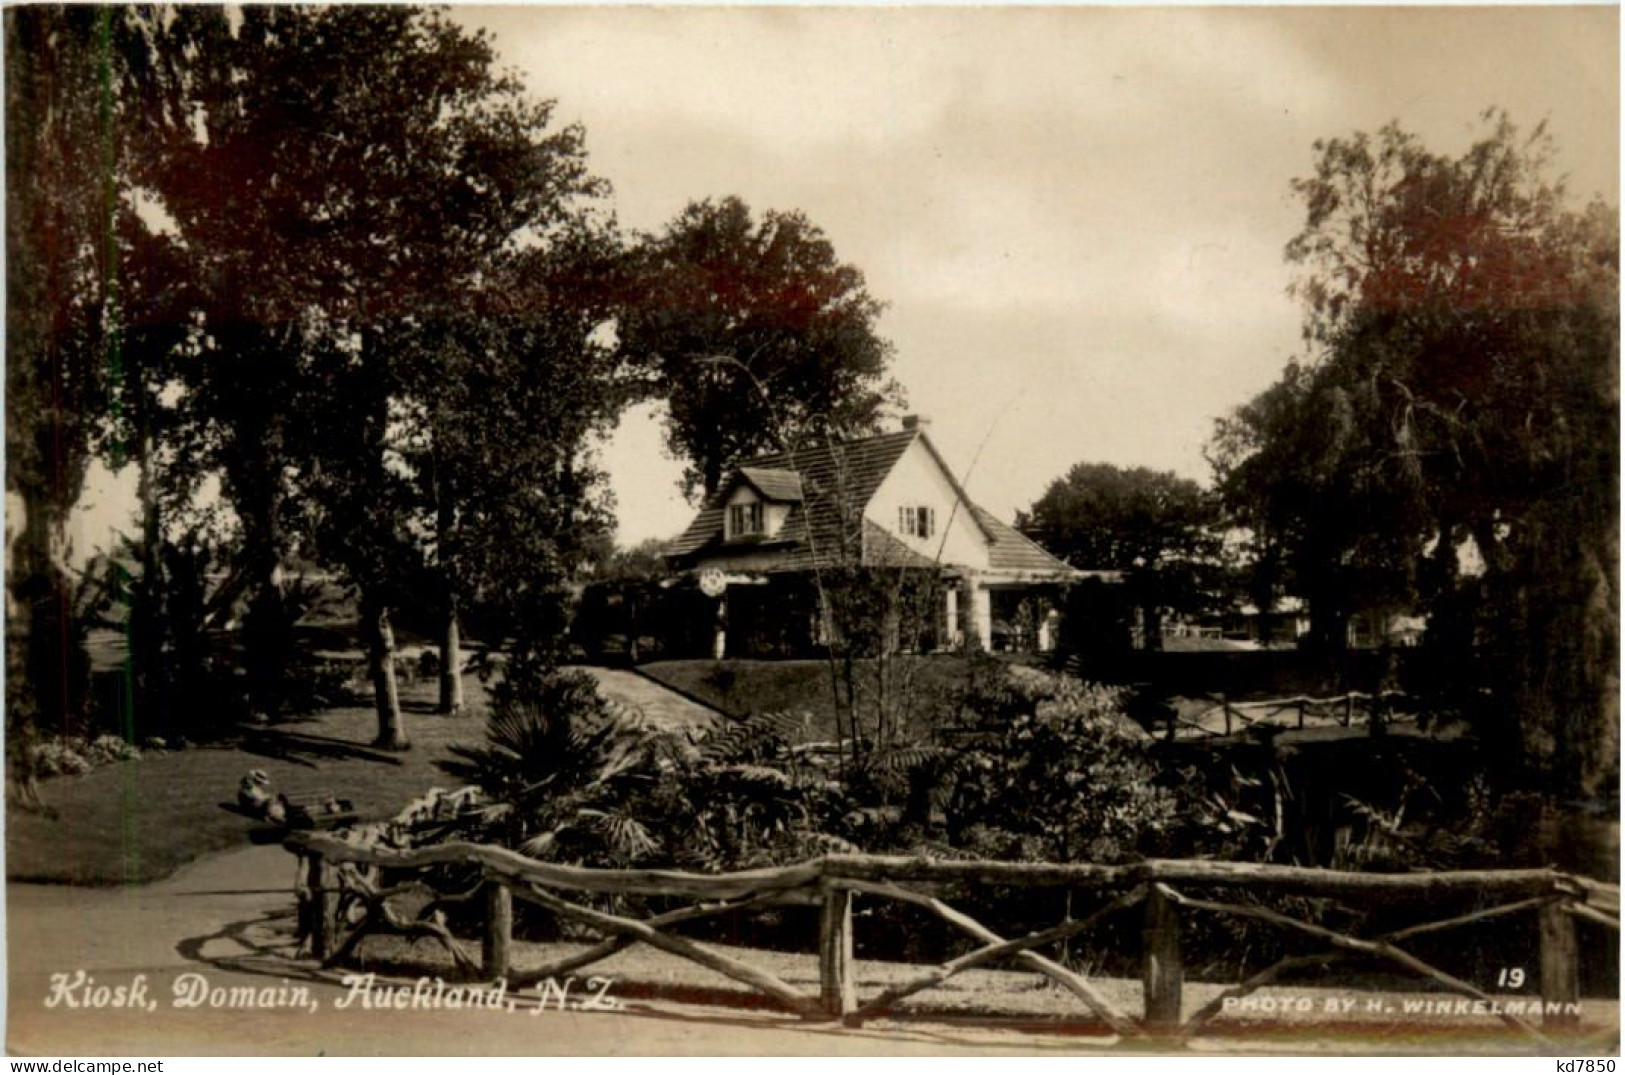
[1210,114,1618,793]
[1019,463,1224,650]
[618,196,901,499]
[4,6,633,775]
[437,664,846,871]
[437,659,1183,874]
[945,665,1178,863]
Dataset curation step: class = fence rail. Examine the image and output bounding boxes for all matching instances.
[1169,689,1416,740]
[284,833,1618,1047]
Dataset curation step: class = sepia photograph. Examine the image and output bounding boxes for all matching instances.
[3,2,1619,1059]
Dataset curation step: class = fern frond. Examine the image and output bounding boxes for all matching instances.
[699,709,808,764]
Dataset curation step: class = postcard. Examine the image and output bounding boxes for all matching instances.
[5,4,1617,1060]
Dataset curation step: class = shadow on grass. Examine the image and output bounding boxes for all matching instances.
[236,728,407,768]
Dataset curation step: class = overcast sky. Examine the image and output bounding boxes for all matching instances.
[449,4,1618,547]
[59,5,1619,562]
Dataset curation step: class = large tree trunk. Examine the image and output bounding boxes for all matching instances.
[1303,572,1350,656]
[239,421,293,723]
[438,602,464,716]
[18,492,80,737]
[365,596,409,751]
[1141,602,1164,652]
[131,426,170,736]
[242,553,289,722]
[353,323,407,750]
[7,490,77,813]
[435,484,463,715]
[625,589,641,664]
[701,455,724,502]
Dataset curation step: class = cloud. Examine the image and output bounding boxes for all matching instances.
[449,5,1617,544]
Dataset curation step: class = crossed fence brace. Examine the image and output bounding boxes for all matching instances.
[288,835,1619,1047]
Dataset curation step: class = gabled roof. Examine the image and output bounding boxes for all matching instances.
[971,506,1084,576]
[667,429,920,562]
[664,427,1080,580]
[734,467,803,502]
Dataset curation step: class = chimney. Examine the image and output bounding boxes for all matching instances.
[902,414,931,431]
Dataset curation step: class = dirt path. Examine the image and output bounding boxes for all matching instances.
[572,666,722,734]
[4,843,1089,1056]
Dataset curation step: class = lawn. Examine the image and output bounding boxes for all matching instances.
[636,655,995,741]
[6,678,489,886]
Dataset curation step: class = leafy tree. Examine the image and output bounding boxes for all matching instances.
[1209,362,1426,653]
[619,196,901,499]
[1019,463,1222,650]
[586,536,673,583]
[1212,113,1618,791]
[5,6,144,796]
[143,6,612,746]
[395,233,623,701]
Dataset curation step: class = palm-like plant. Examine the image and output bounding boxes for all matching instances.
[438,664,847,872]
[437,669,681,863]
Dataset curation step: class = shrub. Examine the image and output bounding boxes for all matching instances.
[85,734,141,765]
[944,664,1178,863]
[32,739,92,777]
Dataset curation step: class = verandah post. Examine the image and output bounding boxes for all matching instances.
[819,883,856,1020]
[1538,898,1580,1032]
[484,878,514,980]
[1142,884,1183,1038]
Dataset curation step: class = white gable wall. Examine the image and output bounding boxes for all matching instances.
[864,438,993,571]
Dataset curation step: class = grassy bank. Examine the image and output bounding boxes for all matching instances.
[636,655,993,741]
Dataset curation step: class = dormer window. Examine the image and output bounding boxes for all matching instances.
[899,505,936,539]
[729,502,765,538]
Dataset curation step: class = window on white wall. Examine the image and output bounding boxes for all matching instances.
[898,505,935,538]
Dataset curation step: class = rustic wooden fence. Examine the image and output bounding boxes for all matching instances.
[1168,690,1415,740]
[284,834,1617,1047]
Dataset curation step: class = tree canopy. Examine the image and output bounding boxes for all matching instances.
[1019,463,1221,649]
[1211,113,1618,791]
[5,5,623,762]
[618,196,901,499]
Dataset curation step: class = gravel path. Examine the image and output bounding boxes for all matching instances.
[1,844,1107,1056]
[572,666,722,734]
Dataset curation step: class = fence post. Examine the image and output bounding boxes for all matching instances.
[819,883,856,1021]
[484,879,514,981]
[1142,884,1183,1038]
[1220,693,1231,736]
[301,852,333,961]
[1539,899,1580,1032]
